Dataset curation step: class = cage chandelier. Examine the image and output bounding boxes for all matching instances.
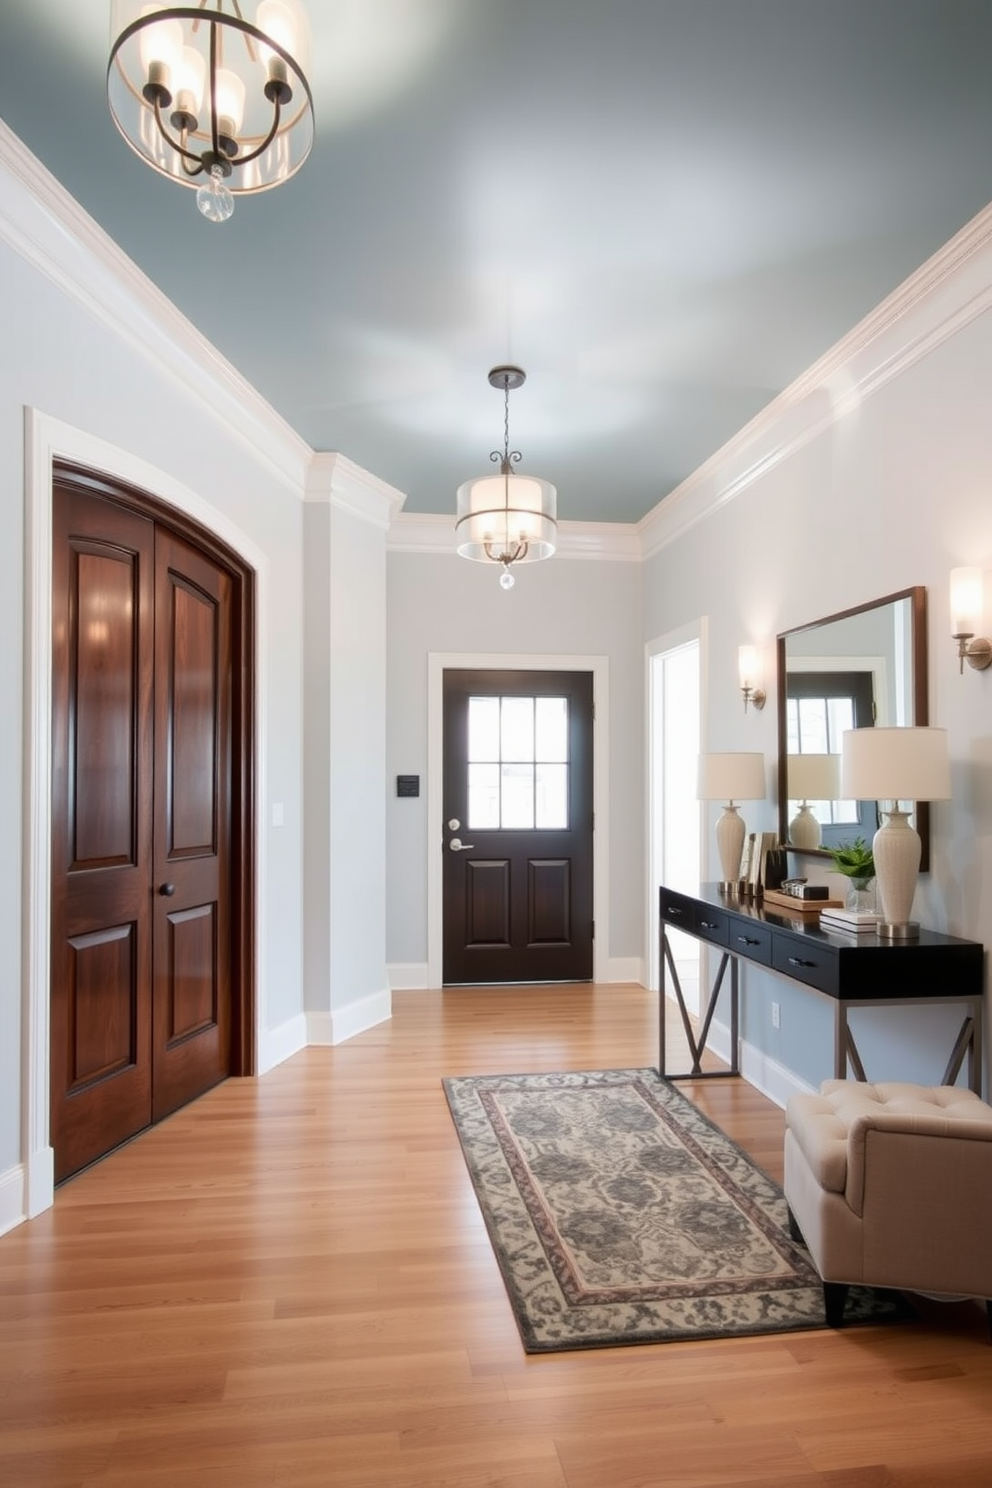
[107,1,314,223]
[455,367,557,590]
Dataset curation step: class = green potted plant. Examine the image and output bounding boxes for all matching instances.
[826,838,876,912]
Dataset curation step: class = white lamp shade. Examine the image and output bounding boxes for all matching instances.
[455,472,557,563]
[840,727,951,803]
[787,752,840,802]
[697,752,765,802]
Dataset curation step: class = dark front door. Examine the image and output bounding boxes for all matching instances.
[442,669,594,984]
[51,486,234,1181]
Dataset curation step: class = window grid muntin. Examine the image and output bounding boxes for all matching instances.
[468,695,569,830]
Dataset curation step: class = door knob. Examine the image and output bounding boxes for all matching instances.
[159,882,176,897]
[448,818,461,830]
[448,838,475,851]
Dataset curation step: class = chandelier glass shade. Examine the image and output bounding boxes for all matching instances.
[456,367,557,588]
[108,2,314,220]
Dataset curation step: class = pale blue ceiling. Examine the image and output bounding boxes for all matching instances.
[2,1,991,522]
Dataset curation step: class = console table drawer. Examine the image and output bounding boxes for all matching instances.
[692,906,730,947]
[772,936,838,995]
[728,922,773,965]
[660,891,696,933]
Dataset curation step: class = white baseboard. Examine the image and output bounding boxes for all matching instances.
[388,962,429,990]
[307,988,393,1046]
[258,1013,308,1074]
[0,1163,25,1237]
[607,956,645,985]
[687,1021,813,1111]
[739,1039,816,1109]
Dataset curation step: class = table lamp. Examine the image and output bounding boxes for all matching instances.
[840,726,951,938]
[787,753,840,850]
[697,752,766,893]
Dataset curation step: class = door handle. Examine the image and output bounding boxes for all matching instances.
[449,838,475,851]
[159,882,176,897]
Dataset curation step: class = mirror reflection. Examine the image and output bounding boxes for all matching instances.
[776,587,930,867]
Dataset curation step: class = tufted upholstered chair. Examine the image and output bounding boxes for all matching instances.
[784,1080,992,1330]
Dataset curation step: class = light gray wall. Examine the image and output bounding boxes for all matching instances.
[385,551,644,971]
[643,307,992,1093]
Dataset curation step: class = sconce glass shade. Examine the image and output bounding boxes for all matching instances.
[950,566,983,636]
[697,752,766,890]
[455,472,557,565]
[787,752,840,850]
[738,645,759,691]
[107,2,314,207]
[840,727,950,937]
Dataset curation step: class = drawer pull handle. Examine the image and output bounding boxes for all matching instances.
[699,919,717,929]
[788,956,816,968]
[668,907,683,917]
[737,935,760,946]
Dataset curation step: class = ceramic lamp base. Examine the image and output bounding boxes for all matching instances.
[873,809,921,938]
[715,803,745,891]
[789,803,821,850]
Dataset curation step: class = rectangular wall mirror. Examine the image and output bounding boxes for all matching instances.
[776,586,930,870]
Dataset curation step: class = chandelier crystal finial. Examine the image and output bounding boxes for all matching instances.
[455,366,557,587]
[108,2,314,220]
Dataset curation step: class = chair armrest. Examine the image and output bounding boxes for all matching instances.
[846,1110,992,1215]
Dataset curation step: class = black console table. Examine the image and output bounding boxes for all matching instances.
[659,884,985,1094]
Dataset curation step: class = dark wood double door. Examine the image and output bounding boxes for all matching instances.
[51,480,242,1182]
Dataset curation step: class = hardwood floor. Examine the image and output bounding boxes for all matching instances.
[2,984,991,1487]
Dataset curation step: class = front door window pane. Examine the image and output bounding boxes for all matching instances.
[536,763,568,828]
[468,696,500,762]
[535,697,567,762]
[468,763,500,828]
[501,697,534,762]
[501,764,535,827]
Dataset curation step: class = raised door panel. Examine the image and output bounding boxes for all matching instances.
[465,860,511,946]
[528,859,571,945]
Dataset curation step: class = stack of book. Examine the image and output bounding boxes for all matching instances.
[818,906,881,936]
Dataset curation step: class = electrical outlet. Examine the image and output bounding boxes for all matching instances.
[771,1001,781,1029]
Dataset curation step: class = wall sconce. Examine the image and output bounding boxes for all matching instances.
[697,752,766,893]
[738,645,766,711]
[840,726,951,939]
[949,566,992,673]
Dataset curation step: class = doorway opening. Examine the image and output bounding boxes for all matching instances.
[647,628,702,1004]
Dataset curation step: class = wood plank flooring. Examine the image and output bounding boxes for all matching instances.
[2,984,991,1487]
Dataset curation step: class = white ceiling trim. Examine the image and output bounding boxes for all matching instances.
[639,199,992,560]
[388,511,642,561]
[0,121,311,501]
[306,451,407,531]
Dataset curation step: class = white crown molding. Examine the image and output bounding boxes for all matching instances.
[0,120,311,500]
[388,510,642,561]
[305,451,407,530]
[639,199,992,559]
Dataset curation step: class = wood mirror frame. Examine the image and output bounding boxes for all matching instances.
[776,586,930,871]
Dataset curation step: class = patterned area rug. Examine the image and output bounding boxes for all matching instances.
[443,1068,904,1352]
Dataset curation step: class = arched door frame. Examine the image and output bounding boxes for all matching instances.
[23,410,265,1219]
